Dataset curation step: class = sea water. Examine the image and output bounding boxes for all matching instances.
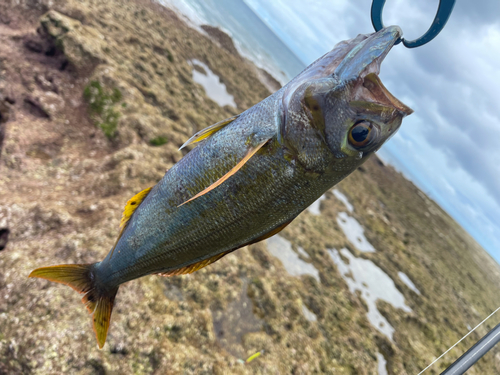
[158,0,306,85]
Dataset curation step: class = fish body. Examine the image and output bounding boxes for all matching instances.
[29,26,412,348]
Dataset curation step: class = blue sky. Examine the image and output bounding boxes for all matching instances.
[243,0,500,263]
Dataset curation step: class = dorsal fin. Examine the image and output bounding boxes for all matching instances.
[109,186,152,259]
[179,114,239,150]
[178,139,269,207]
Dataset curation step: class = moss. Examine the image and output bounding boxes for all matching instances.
[83,81,124,138]
[149,136,168,146]
[167,50,174,63]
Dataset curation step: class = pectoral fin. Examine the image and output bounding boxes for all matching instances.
[119,187,153,230]
[178,139,269,207]
[179,114,239,150]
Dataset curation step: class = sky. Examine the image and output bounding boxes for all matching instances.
[243,0,500,263]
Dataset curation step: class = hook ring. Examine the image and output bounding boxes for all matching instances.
[371,0,456,48]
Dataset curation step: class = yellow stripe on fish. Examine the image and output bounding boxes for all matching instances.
[178,139,270,207]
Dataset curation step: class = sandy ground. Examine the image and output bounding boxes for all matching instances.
[1,0,500,374]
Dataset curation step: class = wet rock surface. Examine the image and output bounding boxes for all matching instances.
[0,0,500,374]
[201,25,239,57]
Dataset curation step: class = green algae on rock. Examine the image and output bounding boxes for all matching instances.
[83,80,123,138]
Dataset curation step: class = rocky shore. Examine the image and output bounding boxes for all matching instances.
[1,0,499,374]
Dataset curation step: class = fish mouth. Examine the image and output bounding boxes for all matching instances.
[280,26,408,135]
[336,26,412,116]
[335,26,402,81]
[282,26,402,103]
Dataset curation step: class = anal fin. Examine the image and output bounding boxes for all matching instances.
[178,139,269,207]
[179,114,239,150]
[158,219,294,277]
[247,218,295,245]
[158,251,230,277]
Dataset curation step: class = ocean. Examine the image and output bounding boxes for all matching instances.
[157,0,306,85]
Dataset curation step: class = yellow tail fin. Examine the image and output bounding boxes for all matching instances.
[29,264,118,349]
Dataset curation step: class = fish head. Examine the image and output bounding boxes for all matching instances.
[282,26,412,170]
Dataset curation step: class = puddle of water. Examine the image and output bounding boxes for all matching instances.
[332,189,354,213]
[189,59,237,108]
[212,280,263,358]
[307,194,326,215]
[329,248,411,341]
[266,235,320,282]
[301,303,317,322]
[377,352,388,375]
[297,246,309,259]
[336,212,376,253]
[398,271,421,295]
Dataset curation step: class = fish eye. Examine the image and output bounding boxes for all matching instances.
[348,120,376,148]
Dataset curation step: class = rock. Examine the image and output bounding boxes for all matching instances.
[257,68,281,91]
[0,229,9,251]
[0,99,9,128]
[23,32,54,54]
[0,96,10,157]
[201,25,239,57]
[24,90,64,119]
[24,95,49,118]
[0,98,9,124]
[40,10,82,39]
[39,10,107,74]
[35,74,58,93]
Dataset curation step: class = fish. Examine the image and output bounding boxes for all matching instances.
[29,26,412,348]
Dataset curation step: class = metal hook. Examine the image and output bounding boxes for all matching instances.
[371,0,456,48]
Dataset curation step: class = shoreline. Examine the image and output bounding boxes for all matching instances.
[157,0,289,88]
[199,24,282,93]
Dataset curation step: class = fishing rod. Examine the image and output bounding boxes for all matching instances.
[441,321,500,374]
[416,306,500,374]
[371,0,500,373]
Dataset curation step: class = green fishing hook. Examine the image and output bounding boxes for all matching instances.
[371,0,456,48]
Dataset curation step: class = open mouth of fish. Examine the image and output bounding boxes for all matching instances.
[282,26,411,116]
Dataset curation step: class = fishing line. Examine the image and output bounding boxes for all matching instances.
[418,305,500,374]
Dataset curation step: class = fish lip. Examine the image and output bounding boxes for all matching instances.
[334,26,402,81]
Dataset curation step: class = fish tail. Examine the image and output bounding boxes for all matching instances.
[28,264,118,349]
